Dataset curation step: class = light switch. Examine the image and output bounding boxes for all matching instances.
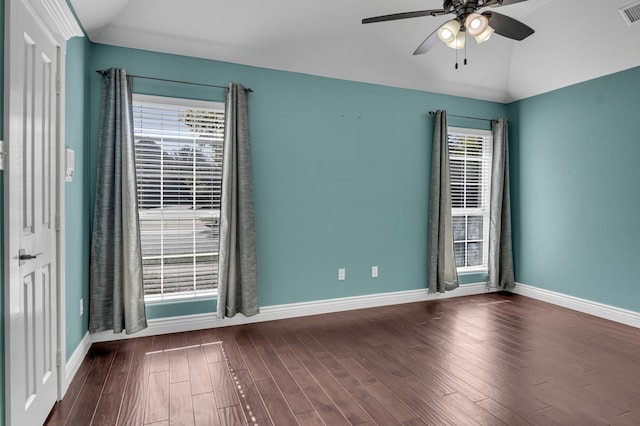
[65,148,75,182]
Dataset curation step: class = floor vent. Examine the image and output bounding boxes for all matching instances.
[620,2,640,25]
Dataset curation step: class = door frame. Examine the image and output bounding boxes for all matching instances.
[3,0,83,415]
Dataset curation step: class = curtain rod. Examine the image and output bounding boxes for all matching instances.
[428,111,495,123]
[95,69,253,93]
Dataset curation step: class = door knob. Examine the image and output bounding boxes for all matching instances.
[19,249,43,265]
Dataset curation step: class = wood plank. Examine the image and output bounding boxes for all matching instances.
[208,361,239,408]
[530,381,623,423]
[217,327,249,373]
[149,350,170,374]
[233,367,271,423]
[261,329,350,426]
[296,410,326,426]
[192,392,220,426]
[202,341,225,364]
[64,342,118,425]
[284,333,374,425]
[249,330,313,414]
[402,419,429,426]
[356,396,404,425]
[183,330,205,347]
[93,340,136,425]
[337,356,378,387]
[363,382,421,423]
[234,329,271,381]
[475,397,541,426]
[118,358,151,426]
[144,370,170,424]
[198,327,222,346]
[218,405,246,426]
[255,378,298,426]
[443,392,507,425]
[612,410,640,426]
[187,345,213,395]
[44,349,94,422]
[169,380,195,425]
[169,348,191,383]
[117,337,154,426]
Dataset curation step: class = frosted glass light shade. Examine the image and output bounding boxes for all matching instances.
[474,25,495,44]
[465,13,489,36]
[446,31,466,49]
[438,20,460,44]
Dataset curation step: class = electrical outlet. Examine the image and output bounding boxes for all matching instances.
[338,268,346,281]
[372,266,378,278]
[80,298,84,316]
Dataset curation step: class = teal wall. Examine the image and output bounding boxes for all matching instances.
[65,36,91,359]
[509,66,640,313]
[88,44,505,317]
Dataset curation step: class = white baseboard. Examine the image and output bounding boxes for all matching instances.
[513,282,640,329]
[92,283,493,342]
[64,331,91,392]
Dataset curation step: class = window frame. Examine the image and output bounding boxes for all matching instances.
[133,93,225,303]
[448,126,493,273]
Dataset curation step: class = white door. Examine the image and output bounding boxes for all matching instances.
[5,0,60,424]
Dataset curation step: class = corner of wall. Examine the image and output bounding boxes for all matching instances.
[513,282,640,329]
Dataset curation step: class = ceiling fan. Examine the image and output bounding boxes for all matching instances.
[362,0,535,56]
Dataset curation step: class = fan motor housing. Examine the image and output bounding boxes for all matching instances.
[446,0,481,23]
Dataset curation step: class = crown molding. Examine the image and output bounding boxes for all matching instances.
[23,0,84,40]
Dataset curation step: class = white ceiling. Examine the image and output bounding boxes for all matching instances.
[70,0,640,103]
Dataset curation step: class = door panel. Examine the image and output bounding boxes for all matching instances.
[5,0,60,424]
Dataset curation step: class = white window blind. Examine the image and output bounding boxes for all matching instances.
[133,94,225,302]
[448,127,493,271]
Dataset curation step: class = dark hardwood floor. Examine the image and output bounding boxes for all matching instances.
[45,292,640,425]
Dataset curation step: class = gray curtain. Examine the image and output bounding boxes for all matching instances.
[487,118,515,290]
[427,110,459,293]
[89,68,147,334]
[217,83,259,318]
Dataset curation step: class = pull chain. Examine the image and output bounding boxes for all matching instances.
[464,31,468,66]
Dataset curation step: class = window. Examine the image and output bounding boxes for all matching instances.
[448,127,492,272]
[133,94,225,302]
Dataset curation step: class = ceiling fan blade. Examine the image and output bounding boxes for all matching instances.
[362,9,447,24]
[481,0,528,9]
[495,0,529,6]
[483,11,534,40]
[413,25,443,55]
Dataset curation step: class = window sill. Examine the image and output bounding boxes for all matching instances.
[457,270,488,285]
[145,290,218,305]
[145,296,217,320]
[458,268,488,275]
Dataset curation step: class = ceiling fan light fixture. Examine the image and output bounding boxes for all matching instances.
[438,19,460,44]
[465,13,489,36]
[473,25,495,44]
[446,31,466,49]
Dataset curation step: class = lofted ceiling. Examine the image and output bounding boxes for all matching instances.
[70,0,640,103]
